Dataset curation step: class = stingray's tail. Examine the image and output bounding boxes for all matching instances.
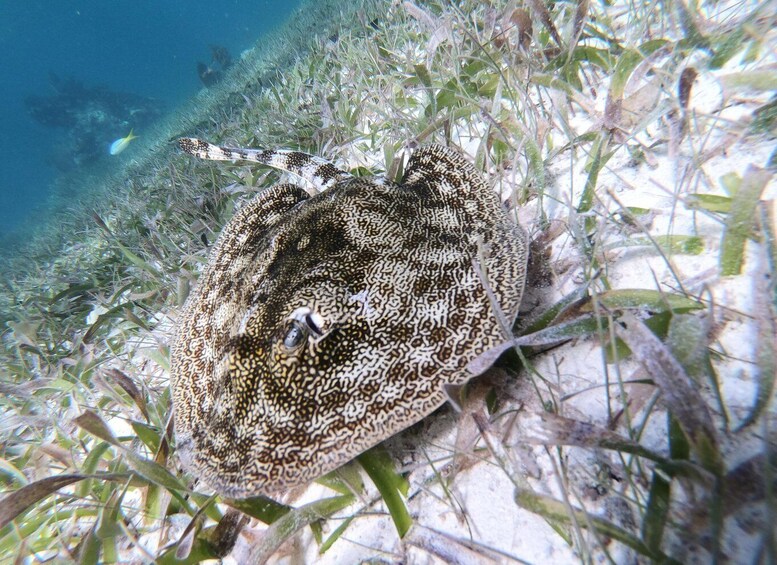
[178,137,352,192]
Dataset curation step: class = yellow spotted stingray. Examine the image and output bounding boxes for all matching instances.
[172,138,528,497]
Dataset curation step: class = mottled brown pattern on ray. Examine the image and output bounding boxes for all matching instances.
[171,140,528,497]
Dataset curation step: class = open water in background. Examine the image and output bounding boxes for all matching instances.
[0,0,301,241]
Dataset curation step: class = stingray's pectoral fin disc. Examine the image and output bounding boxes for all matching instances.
[403,144,491,199]
[465,341,514,377]
[217,183,310,248]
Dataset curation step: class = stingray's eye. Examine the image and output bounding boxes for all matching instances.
[304,313,323,337]
[282,320,307,350]
[287,306,326,343]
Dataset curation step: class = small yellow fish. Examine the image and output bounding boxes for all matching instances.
[109,129,138,155]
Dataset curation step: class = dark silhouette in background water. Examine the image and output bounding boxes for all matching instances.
[0,0,301,241]
[198,45,234,87]
[25,74,162,172]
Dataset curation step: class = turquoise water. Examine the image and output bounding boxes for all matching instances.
[0,1,301,239]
